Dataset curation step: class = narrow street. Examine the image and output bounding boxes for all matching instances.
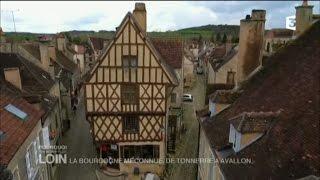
[58,93,98,180]
[165,74,206,180]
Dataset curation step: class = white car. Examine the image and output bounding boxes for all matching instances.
[183,94,193,102]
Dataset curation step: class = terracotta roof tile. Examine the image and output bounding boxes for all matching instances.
[151,38,183,69]
[89,37,109,51]
[0,84,44,165]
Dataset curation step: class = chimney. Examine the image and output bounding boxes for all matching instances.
[48,45,56,62]
[57,34,66,51]
[295,0,313,36]
[39,44,50,71]
[4,67,22,89]
[225,34,233,55]
[236,9,266,87]
[133,3,147,32]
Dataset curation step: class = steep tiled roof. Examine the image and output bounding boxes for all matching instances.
[151,39,183,69]
[0,83,44,165]
[0,53,55,95]
[230,111,281,133]
[210,49,237,71]
[200,21,320,179]
[20,43,41,61]
[94,12,179,85]
[89,37,109,51]
[55,50,77,73]
[209,45,226,59]
[209,90,241,104]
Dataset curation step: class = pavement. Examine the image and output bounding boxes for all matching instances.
[165,74,206,180]
[58,93,98,180]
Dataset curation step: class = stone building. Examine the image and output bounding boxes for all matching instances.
[197,18,319,180]
[83,3,181,177]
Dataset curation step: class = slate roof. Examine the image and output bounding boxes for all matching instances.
[0,53,55,95]
[151,38,183,69]
[200,21,320,179]
[0,83,44,165]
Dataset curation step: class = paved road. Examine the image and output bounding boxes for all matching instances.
[58,93,98,180]
[165,74,206,180]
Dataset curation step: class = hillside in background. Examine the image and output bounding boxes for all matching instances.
[3,24,240,43]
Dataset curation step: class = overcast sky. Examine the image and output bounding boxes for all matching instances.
[1,1,319,33]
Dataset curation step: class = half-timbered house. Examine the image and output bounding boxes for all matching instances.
[83,3,178,176]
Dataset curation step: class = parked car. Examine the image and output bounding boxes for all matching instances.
[182,94,193,102]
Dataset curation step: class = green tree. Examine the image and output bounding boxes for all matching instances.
[63,32,72,42]
[232,36,239,43]
[72,36,82,45]
[222,33,227,43]
[210,32,215,43]
[216,32,221,43]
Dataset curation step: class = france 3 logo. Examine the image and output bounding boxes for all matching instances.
[286,15,296,30]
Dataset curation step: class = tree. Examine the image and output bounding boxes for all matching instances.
[216,32,221,43]
[72,36,82,45]
[63,32,72,42]
[222,33,227,43]
[210,32,215,43]
[232,36,239,43]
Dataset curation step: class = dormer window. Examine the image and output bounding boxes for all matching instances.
[228,111,280,153]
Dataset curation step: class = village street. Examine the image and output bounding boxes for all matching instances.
[57,92,98,180]
[165,74,206,180]
[57,74,206,180]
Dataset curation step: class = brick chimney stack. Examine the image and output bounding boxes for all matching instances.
[4,67,22,89]
[236,9,266,87]
[133,3,147,32]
